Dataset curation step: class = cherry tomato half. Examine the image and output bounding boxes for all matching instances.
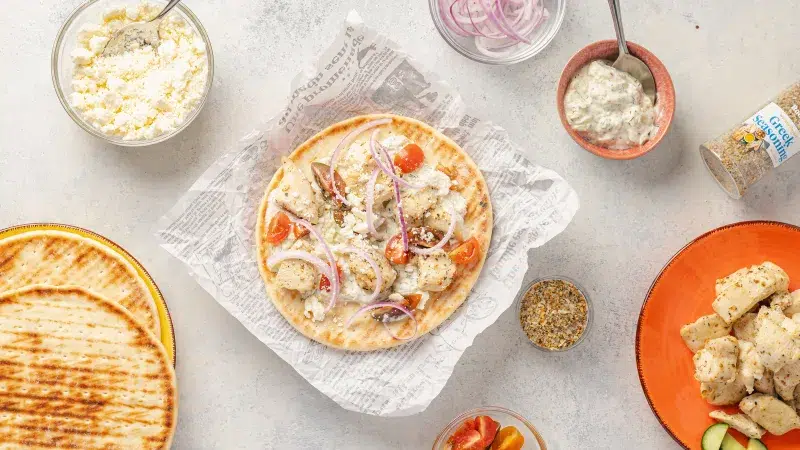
[385,234,410,264]
[292,223,309,239]
[393,143,425,174]
[448,237,480,265]
[319,263,343,292]
[266,212,292,244]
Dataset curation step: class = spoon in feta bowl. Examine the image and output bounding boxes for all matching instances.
[101,0,182,56]
[607,0,655,102]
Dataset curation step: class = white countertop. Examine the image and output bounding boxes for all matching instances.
[2,0,799,448]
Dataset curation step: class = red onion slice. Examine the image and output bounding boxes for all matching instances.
[368,130,423,190]
[345,301,418,341]
[380,145,409,252]
[339,247,382,303]
[410,205,457,255]
[266,250,333,278]
[279,209,340,312]
[439,0,547,49]
[329,118,392,206]
[365,167,380,235]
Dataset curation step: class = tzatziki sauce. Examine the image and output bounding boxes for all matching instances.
[564,60,659,150]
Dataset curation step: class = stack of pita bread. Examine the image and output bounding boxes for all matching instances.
[0,229,176,449]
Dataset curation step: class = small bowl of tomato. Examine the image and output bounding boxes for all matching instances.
[432,406,547,450]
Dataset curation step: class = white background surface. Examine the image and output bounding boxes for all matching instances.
[1,0,799,448]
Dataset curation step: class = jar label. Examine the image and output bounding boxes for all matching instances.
[738,102,800,167]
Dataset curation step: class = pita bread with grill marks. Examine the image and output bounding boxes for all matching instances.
[0,230,160,337]
[257,114,492,350]
[0,286,176,450]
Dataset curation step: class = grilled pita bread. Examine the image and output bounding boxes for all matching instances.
[0,230,160,336]
[256,114,492,350]
[0,286,176,449]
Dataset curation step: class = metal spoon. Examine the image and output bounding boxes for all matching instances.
[607,0,656,102]
[101,0,182,57]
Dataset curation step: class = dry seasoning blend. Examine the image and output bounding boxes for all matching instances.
[519,279,588,350]
[700,82,800,198]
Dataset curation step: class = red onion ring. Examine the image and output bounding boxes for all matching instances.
[365,167,380,235]
[345,301,418,340]
[339,247,382,303]
[266,250,333,278]
[410,205,457,255]
[368,130,423,189]
[478,0,530,44]
[278,208,340,312]
[380,145,409,252]
[442,0,547,50]
[329,118,392,206]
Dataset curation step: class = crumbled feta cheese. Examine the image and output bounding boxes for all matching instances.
[404,164,452,196]
[303,296,326,322]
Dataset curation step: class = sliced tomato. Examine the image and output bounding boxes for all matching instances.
[266,212,292,244]
[292,223,309,239]
[447,418,477,444]
[319,263,343,292]
[393,143,425,174]
[475,416,500,447]
[491,426,524,450]
[403,294,422,310]
[385,234,410,264]
[448,237,480,265]
[451,429,483,450]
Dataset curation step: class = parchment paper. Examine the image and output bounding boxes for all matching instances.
[155,11,579,417]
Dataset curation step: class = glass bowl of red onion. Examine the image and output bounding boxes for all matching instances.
[429,0,566,65]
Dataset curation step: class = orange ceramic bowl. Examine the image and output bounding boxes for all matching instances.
[557,40,675,160]
[637,221,800,449]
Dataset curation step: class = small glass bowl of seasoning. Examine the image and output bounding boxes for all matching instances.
[515,277,592,352]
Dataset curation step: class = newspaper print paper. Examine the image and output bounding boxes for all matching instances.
[156,11,579,417]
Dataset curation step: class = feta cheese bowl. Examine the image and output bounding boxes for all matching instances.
[52,0,214,147]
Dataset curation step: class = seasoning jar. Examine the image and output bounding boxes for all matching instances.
[515,277,593,352]
[700,82,800,198]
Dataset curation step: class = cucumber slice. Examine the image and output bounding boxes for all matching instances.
[702,423,730,450]
[746,439,767,450]
[721,434,746,450]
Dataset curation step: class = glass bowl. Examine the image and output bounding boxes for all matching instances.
[514,276,593,352]
[428,0,566,65]
[432,406,547,450]
[51,0,214,147]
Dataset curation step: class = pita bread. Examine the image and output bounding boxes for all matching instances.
[256,114,492,350]
[0,230,160,336]
[0,286,176,449]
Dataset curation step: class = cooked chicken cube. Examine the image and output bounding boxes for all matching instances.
[424,205,456,236]
[346,246,397,294]
[738,340,765,394]
[680,314,732,352]
[754,369,775,396]
[753,306,800,372]
[770,290,795,311]
[415,251,456,292]
[740,393,800,436]
[763,261,790,291]
[775,360,800,402]
[716,268,749,295]
[400,187,438,226]
[733,312,759,343]
[694,336,739,383]
[713,263,785,324]
[274,240,319,293]
[271,160,321,224]
[701,379,748,406]
[788,290,800,316]
[709,410,766,439]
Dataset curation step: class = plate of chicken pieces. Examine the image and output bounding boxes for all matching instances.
[637,221,800,449]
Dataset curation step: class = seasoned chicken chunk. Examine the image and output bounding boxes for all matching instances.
[740,393,800,436]
[701,379,748,406]
[770,290,795,311]
[753,306,800,372]
[274,240,319,293]
[788,290,800,316]
[346,245,397,294]
[775,360,800,402]
[763,261,790,291]
[415,251,456,292]
[713,263,786,324]
[680,314,732,353]
[694,336,739,383]
[400,187,438,226]
[733,313,759,343]
[709,410,766,439]
[755,369,775,395]
[716,268,749,295]
[738,340,765,394]
[271,160,321,223]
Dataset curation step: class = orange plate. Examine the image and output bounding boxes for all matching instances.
[637,221,800,449]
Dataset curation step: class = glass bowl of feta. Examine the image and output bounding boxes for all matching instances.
[51,0,214,147]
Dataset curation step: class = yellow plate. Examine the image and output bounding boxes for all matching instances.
[0,223,176,367]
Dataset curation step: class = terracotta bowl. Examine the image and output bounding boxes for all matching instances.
[556,40,675,160]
